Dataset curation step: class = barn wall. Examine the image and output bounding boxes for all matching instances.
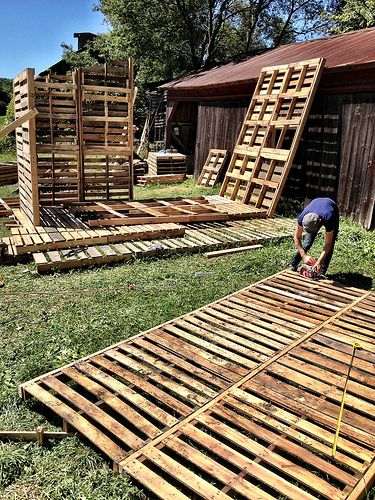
[194,101,249,178]
[338,95,375,229]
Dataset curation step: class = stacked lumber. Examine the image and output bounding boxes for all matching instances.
[133,160,147,183]
[0,162,17,186]
[0,196,19,217]
[137,173,186,186]
[147,152,186,175]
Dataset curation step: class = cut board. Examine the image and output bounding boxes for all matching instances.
[220,58,325,215]
[197,149,229,187]
[19,270,375,499]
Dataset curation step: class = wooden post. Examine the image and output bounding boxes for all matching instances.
[128,58,134,201]
[75,68,85,202]
[26,68,41,225]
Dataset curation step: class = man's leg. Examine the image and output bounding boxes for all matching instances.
[290,232,317,270]
[321,228,338,275]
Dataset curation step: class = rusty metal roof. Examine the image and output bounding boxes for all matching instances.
[161,28,375,90]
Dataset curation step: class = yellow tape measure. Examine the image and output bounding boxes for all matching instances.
[332,341,362,458]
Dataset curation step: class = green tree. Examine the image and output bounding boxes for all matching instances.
[79,0,329,82]
[327,0,375,33]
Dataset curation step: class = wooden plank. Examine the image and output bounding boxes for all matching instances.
[0,109,38,139]
[204,243,262,258]
[219,58,325,216]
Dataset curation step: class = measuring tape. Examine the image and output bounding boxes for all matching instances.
[332,341,362,458]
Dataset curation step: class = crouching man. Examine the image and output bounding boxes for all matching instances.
[290,197,339,275]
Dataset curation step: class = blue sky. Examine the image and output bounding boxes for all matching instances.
[0,0,108,78]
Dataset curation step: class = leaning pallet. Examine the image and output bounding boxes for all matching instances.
[197,149,229,187]
[220,58,325,215]
[19,270,375,498]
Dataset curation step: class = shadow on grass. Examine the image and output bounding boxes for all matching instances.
[328,272,373,290]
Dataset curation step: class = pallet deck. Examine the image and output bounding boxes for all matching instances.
[19,270,375,498]
[31,217,295,272]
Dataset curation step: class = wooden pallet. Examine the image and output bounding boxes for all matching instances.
[13,61,134,226]
[147,152,186,175]
[0,162,18,186]
[197,149,229,187]
[32,217,296,272]
[0,196,19,217]
[3,207,185,256]
[137,173,186,186]
[19,271,374,500]
[220,58,325,216]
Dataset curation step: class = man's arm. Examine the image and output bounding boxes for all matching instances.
[293,225,315,264]
[314,230,334,273]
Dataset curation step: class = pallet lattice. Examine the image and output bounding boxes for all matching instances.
[31,217,296,272]
[0,162,18,186]
[197,149,229,187]
[147,152,186,175]
[19,271,374,499]
[220,58,325,215]
[13,68,40,224]
[13,60,134,225]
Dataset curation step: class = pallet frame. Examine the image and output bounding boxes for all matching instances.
[13,60,134,225]
[220,58,325,215]
[197,149,229,187]
[19,271,375,498]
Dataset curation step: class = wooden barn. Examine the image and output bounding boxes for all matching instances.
[159,28,375,229]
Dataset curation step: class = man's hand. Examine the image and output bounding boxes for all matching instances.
[313,261,322,274]
[303,255,316,266]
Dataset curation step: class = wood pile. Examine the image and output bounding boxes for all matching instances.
[147,152,186,175]
[0,162,17,186]
[133,160,147,183]
[137,173,186,186]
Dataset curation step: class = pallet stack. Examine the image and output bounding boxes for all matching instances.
[0,162,17,186]
[137,173,186,186]
[147,152,186,176]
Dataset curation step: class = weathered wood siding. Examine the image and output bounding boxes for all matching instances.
[338,97,375,229]
[194,101,248,179]
[191,94,374,229]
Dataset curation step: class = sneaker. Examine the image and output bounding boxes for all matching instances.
[288,264,297,272]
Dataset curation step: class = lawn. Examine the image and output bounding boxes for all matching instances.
[0,179,374,499]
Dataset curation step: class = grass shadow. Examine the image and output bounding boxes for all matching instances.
[328,272,373,290]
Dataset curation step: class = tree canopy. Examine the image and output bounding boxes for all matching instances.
[63,0,331,84]
[327,0,375,33]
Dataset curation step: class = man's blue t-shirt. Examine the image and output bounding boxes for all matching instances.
[297,198,339,232]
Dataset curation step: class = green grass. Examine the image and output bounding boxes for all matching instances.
[0,151,16,163]
[134,177,221,199]
[0,180,375,498]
